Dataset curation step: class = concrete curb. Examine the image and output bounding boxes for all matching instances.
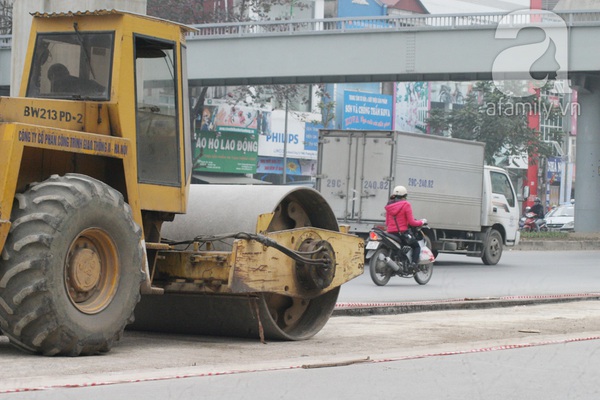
[333,295,600,317]
[512,240,600,251]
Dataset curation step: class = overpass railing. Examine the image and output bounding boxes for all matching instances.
[1,10,600,47]
[188,10,600,39]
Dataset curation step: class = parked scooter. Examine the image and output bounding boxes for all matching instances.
[365,225,435,286]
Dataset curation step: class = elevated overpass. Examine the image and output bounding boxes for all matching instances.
[183,10,600,86]
[4,11,599,86]
[1,10,600,231]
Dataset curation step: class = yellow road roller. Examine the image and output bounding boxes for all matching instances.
[0,10,364,356]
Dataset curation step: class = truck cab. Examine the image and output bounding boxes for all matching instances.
[483,165,521,247]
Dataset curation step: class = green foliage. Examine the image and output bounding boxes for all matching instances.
[0,0,12,34]
[426,81,563,165]
[427,107,449,136]
[147,0,309,24]
[520,231,569,240]
[312,84,335,128]
[228,84,309,109]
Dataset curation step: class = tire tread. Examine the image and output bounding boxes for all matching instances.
[0,174,143,356]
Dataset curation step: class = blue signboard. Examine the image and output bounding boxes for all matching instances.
[547,156,563,184]
[304,123,320,151]
[338,0,386,17]
[343,91,393,130]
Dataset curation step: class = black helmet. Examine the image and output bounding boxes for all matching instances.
[534,197,541,204]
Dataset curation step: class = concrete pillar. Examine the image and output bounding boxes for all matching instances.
[574,76,600,232]
[313,0,325,19]
[10,0,42,96]
[11,0,146,96]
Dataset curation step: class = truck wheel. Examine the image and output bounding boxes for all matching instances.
[369,248,392,286]
[0,174,144,356]
[481,229,503,266]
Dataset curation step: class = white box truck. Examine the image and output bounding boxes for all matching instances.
[316,129,520,265]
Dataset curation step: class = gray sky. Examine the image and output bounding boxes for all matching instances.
[420,0,532,14]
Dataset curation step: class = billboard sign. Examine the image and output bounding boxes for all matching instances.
[193,129,258,174]
[343,90,392,130]
[258,110,319,159]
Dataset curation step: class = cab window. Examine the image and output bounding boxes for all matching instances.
[26,32,113,100]
[491,171,515,208]
[134,35,180,186]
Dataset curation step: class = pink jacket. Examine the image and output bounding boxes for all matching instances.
[385,199,423,233]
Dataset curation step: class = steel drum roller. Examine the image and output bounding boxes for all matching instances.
[132,184,341,341]
[162,184,339,243]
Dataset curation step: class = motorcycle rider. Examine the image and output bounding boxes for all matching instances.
[385,185,427,270]
[529,197,545,232]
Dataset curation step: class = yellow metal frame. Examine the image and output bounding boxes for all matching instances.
[155,225,365,298]
[0,121,135,248]
[229,227,364,297]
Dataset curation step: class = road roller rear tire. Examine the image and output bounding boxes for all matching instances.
[0,174,144,356]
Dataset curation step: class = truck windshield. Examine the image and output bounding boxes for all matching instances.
[26,32,113,100]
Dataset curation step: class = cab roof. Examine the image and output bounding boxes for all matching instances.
[30,9,197,34]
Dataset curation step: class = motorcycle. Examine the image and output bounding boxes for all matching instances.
[521,212,548,232]
[365,225,435,286]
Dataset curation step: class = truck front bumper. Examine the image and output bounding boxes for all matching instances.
[507,230,521,246]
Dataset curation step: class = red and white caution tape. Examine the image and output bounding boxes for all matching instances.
[334,292,600,310]
[3,335,600,395]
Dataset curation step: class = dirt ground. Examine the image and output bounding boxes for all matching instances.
[1,300,600,393]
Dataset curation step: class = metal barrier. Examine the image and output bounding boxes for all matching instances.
[187,10,600,40]
[1,10,600,46]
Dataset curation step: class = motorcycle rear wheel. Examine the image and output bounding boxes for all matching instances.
[369,248,393,286]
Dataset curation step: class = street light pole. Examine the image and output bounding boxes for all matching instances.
[282,98,289,184]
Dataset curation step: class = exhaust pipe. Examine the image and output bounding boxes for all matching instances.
[378,253,401,272]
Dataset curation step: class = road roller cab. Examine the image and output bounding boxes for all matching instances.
[0,10,364,356]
